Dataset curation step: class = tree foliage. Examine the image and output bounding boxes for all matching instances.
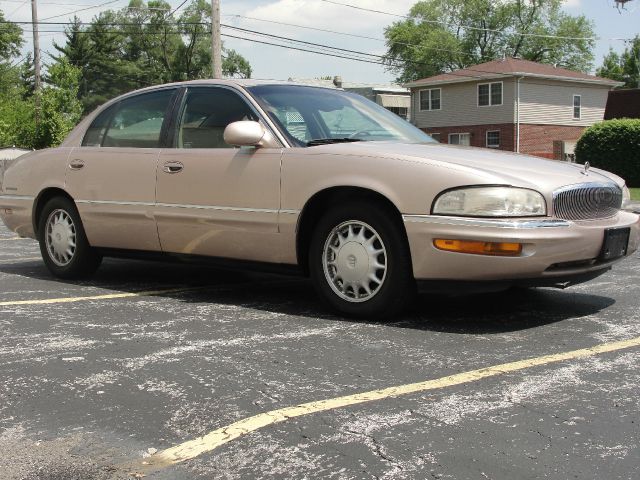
[0,9,22,59]
[576,119,640,187]
[596,36,640,89]
[384,0,596,83]
[53,0,252,112]
[1,10,83,150]
[2,1,253,149]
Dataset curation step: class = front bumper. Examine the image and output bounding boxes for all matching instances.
[403,211,640,283]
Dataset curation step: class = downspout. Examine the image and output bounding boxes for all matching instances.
[516,76,524,153]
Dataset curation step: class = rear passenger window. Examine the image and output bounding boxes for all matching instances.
[100,90,175,148]
[82,104,116,147]
[177,87,257,148]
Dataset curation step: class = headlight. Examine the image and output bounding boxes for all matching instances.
[622,185,631,209]
[432,186,547,217]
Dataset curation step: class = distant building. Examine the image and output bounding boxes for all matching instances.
[405,58,622,159]
[0,147,30,162]
[0,147,30,184]
[288,76,411,120]
[604,88,640,119]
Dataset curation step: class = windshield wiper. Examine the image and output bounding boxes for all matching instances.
[306,138,363,147]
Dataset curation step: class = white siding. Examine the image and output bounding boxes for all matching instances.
[518,79,610,126]
[411,80,515,128]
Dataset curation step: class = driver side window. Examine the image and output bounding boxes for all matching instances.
[176,87,258,149]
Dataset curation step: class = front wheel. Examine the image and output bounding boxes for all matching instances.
[38,196,102,279]
[309,202,415,319]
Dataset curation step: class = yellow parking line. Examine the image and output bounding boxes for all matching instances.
[146,335,640,468]
[0,237,32,241]
[0,286,205,306]
[0,256,42,264]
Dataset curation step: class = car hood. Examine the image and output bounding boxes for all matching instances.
[307,142,622,191]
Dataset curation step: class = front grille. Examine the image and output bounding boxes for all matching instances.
[553,182,622,220]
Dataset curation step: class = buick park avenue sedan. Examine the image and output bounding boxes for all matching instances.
[1,80,638,317]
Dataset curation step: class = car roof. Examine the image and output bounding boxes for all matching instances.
[120,78,338,97]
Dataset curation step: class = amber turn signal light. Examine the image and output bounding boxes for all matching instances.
[434,239,523,256]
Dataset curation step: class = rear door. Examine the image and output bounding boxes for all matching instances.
[66,88,177,251]
[155,86,283,262]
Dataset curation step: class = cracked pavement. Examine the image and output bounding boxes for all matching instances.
[0,223,639,479]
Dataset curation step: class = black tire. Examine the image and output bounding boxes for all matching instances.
[37,196,102,279]
[309,201,416,319]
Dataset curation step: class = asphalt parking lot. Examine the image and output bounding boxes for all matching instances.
[1,222,639,480]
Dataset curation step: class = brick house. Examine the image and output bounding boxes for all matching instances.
[405,58,622,158]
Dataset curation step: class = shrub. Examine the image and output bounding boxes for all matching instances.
[575,119,640,187]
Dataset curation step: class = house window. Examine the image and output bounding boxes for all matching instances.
[386,106,409,120]
[478,82,502,106]
[486,130,500,148]
[430,133,441,142]
[449,133,470,146]
[573,95,581,119]
[419,88,441,111]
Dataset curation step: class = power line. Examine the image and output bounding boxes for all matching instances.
[166,0,188,18]
[40,0,122,21]
[4,0,630,43]
[321,0,405,18]
[320,0,630,42]
[6,0,28,16]
[2,17,623,88]
[225,14,467,56]
[221,32,393,66]
[223,24,382,60]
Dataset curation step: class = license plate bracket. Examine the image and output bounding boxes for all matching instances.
[599,227,630,261]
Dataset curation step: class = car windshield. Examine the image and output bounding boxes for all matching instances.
[246,84,435,147]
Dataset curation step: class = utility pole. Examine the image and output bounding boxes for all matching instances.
[30,0,42,123]
[636,44,640,89]
[211,0,222,78]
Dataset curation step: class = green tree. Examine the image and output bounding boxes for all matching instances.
[597,36,640,88]
[0,9,23,60]
[384,0,595,83]
[19,52,35,99]
[0,9,26,146]
[223,49,252,78]
[32,59,84,148]
[52,0,253,113]
[52,17,96,100]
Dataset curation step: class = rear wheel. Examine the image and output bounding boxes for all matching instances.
[309,202,415,319]
[38,196,102,279]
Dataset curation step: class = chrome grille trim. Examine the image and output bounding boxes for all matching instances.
[552,182,622,220]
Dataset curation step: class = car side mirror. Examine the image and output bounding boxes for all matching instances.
[223,121,266,147]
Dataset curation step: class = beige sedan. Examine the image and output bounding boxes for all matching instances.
[1,80,638,317]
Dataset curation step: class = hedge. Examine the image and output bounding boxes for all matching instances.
[575,119,640,187]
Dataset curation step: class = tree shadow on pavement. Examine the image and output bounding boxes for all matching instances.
[0,257,615,335]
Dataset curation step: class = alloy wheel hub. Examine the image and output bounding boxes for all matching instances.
[45,209,77,267]
[322,220,387,303]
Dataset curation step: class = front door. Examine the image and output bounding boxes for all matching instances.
[155,86,283,263]
[66,88,177,251]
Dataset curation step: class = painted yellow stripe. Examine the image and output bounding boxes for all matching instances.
[0,237,32,241]
[0,256,43,264]
[0,286,203,306]
[150,335,640,467]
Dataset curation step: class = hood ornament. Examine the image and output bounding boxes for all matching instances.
[581,161,590,176]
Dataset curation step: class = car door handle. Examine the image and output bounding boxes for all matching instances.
[163,162,184,174]
[68,159,85,170]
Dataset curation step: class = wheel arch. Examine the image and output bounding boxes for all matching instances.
[32,187,75,238]
[296,186,411,275]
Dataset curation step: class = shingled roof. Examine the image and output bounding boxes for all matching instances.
[405,57,622,87]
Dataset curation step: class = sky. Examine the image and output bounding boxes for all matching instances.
[3,0,639,84]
